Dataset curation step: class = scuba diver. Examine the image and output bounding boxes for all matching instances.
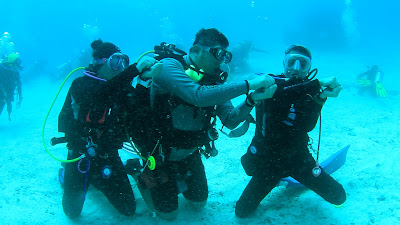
[133,28,277,220]
[57,39,160,218]
[0,53,23,121]
[235,45,346,218]
[229,40,269,76]
[0,32,16,58]
[357,65,387,97]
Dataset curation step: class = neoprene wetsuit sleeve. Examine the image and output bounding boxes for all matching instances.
[100,63,140,95]
[217,100,254,130]
[357,71,368,79]
[91,63,140,107]
[300,99,323,132]
[249,102,267,148]
[58,89,73,133]
[153,58,248,108]
[16,72,22,99]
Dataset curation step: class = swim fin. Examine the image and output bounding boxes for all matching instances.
[376,82,387,97]
[280,145,350,188]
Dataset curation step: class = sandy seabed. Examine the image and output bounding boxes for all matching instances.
[1,63,399,225]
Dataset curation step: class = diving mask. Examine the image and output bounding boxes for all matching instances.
[197,44,232,63]
[284,54,311,72]
[93,53,129,71]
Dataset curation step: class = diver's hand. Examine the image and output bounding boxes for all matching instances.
[319,77,341,89]
[247,75,275,90]
[136,56,158,73]
[320,86,342,99]
[251,84,278,101]
[141,62,163,79]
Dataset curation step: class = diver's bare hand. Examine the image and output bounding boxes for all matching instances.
[319,77,341,89]
[136,56,157,73]
[141,62,163,79]
[251,84,278,100]
[320,86,342,99]
[247,75,275,90]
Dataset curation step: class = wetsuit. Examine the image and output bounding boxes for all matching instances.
[142,55,254,214]
[0,63,22,118]
[59,64,140,218]
[236,78,346,218]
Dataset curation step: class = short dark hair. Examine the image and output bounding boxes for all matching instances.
[285,45,312,59]
[87,39,121,73]
[91,39,121,59]
[193,28,229,48]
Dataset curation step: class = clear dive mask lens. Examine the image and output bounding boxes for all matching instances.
[284,54,311,72]
[210,47,232,63]
[197,44,232,64]
[108,53,129,71]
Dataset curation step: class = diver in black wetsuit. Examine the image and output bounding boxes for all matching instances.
[58,39,159,218]
[0,53,23,121]
[357,65,387,97]
[235,45,346,218]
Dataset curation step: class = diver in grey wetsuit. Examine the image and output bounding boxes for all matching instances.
[138,28,277,220]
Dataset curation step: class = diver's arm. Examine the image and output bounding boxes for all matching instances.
[302,97,324,132]
[16,72,22,100]
[102,63,140,94]
[90,63,141,108]
[357,71,368,79]
[301,105,322,133]
[307,85,341,131]
[154,58,248,108]
[216,83,278,129]
[248,102,267,149]
[216,100,254,129]
[99,57,161,97]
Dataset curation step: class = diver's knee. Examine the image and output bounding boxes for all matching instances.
[62,191,84,219]
[62,204,82,219]
[235,200,256,218]
[328,185,347,206]
[333,191,347,206]
[156,210,178,220]
[187,199,207,210]
[118,204,136,217]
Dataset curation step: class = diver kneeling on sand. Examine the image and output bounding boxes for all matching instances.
[236,45,346,218]
[56,39,159,218]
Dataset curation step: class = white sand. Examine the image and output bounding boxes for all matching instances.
[1,58,399,224]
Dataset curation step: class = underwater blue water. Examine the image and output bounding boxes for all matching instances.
[0,0,399,224]
[0,0,399,87]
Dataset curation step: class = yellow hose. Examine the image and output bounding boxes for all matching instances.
[44,50,157,163]
[41,67,86,162]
